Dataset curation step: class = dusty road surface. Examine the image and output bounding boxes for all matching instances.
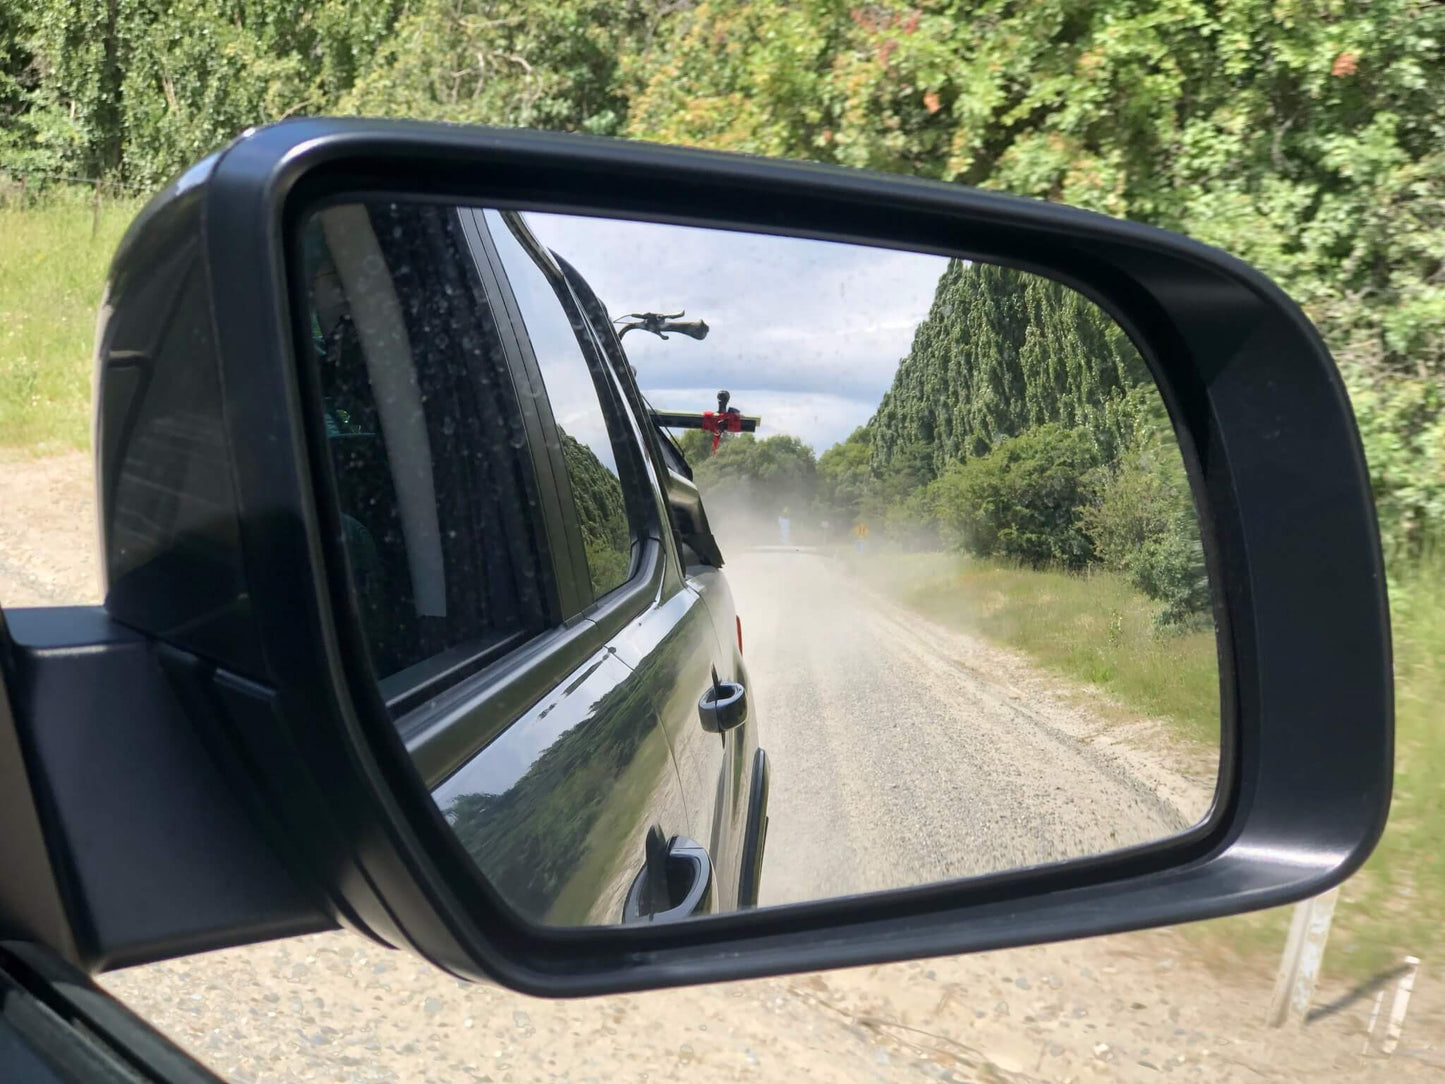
[721,549,1214,906]
[0,451,98,607]
[4,452,1443,1082]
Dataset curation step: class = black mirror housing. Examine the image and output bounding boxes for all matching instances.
[3,117,1391,996]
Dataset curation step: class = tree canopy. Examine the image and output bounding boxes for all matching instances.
[2,0,1440,558]
[870,259,1150,475]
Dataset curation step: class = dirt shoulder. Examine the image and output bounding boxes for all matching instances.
[4,452,1441,1081]
[872,575,1221,828]
[0,450,101,606]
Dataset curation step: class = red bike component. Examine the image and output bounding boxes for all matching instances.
[701,409,743,452]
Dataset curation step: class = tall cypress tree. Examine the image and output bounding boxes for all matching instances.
[871,260,1148,475]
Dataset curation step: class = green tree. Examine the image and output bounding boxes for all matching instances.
[2,0,1441,560]
[693,432,818,514]
[0,0,35,165]
[559,431,631,598]
[1082,418,1210,625]
[631,0,1445,556]
[8,0,405,185]
[817,425,875,524]
[341,0,654,136]
[871,259,1147,477]
[672,426,715,470]
[930,422,1100,569]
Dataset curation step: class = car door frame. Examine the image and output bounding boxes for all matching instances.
[391,206,678,797]
[465,209,670,624]
[311,199,575,721]
[551,249,758,908]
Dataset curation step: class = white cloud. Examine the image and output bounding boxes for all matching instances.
[524,212,951,451]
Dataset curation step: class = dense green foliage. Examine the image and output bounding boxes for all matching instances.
[1082,409,1212,626]
[672,427,714,468]
[6,0,1436,566]
[871,260,1149,471]
[691,432,819,513]
[930,422,1102,569]
[3,0,1440,562]
[559,430,631,598]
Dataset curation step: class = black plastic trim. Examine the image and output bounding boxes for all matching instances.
[738,749,770,909]
[1,608,329,972]
[1,941,224,1083]
[556,255,710,577]
[462,206,593,620]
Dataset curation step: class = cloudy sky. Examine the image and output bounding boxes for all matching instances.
[524,212,953,454]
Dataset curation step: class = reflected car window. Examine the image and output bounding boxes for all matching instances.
[301,202,552,691]
[485,209,635,601]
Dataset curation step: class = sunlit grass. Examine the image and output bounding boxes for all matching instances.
[0,189,142,453]
[858,552,1220,745]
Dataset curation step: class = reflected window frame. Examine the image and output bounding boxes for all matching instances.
[474,207,665,616]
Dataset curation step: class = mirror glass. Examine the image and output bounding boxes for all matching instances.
[296,201,1220,928]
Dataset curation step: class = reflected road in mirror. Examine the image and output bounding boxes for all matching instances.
[725,548,1214,906]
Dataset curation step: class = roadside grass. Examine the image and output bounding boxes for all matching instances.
[1366,561,1445,965]
[856,551,1220,746]
[0,188,142,454]
[863,547,1445,981]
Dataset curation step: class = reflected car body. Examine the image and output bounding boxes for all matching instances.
[303,204,767,926]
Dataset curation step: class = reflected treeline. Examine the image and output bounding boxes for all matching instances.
[870,260,1149,471]
[442,666,664,925]
[559,430,631,597]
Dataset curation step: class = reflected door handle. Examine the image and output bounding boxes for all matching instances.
[622,834,713,924]
[699,673,747,733]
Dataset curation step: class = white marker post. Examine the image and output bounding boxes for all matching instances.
[1380,956,1421,1056]
[1267,887,1341,1027]
[1362,988,1385,1054]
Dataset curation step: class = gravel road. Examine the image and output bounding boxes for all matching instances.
[4,452,1442,1081]
[723,549,1213,906]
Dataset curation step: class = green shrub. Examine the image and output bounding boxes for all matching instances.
[1131,530,1211,627]
[1348,374,1445,565]
[1082,431,1210,626]
[930,423,1099,569]
[882,486,940,552]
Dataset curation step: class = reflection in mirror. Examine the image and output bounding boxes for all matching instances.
[295,202,1220,929]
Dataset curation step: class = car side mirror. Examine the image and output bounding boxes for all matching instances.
[0,118,1391,998]
[664,469,725,568]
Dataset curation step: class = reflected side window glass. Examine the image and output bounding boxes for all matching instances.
[299,202,552,694]
[484,209,637,603]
